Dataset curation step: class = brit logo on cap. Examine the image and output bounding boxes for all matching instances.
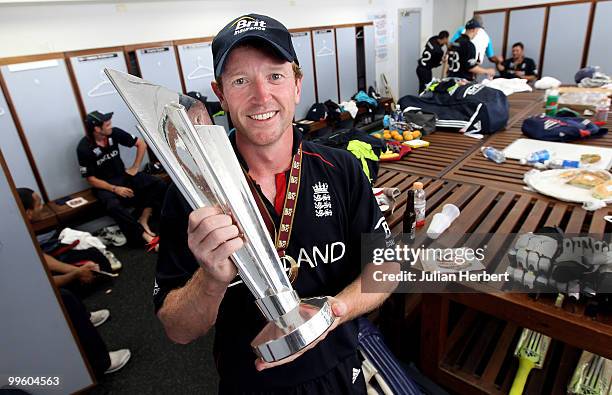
[233,16,267,35]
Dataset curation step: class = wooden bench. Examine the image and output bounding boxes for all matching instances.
[376,167,612,394]
[31,172,171,234]
[294,97,393,134]
[31,189,100,234]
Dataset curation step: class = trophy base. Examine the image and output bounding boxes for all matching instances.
[251,296,335,362]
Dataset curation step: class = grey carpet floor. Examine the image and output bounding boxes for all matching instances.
[81,245,219,394]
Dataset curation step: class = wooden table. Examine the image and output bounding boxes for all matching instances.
[379,132,484,178]
[377,91,545,180]
[444,94,612,192]
[376,162,612,394]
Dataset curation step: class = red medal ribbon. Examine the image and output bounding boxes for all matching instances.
[244,143,303,258]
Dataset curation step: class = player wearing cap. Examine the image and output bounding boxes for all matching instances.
[450,14,502,66]
[76,111,167,249]
[154,13,397,394]
[416,30,449,92]
[447,19,496,81]
[496,42,538,81]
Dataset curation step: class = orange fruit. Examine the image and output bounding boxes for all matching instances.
[412,130,422,139]
[394,135,404,141]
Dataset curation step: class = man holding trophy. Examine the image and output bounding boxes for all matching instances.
[151,14,396,394]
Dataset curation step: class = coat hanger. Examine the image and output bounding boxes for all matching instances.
[316,39,334,57]
[355,31,364,39]
[87,69,116,98]
[187,56,214,80]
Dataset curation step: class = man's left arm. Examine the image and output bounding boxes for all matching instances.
[126,138,147,175]
[114,128,147,175]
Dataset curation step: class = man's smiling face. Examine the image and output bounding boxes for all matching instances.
[213,44,302,147]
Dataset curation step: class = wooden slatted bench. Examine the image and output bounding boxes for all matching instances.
[31,189,100,234]
[375,168,612,394]
[379,132,485,178]
[377,91,545,179]
[31,172,171,234]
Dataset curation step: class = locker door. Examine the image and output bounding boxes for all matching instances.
[364,25,376,90]
[506,8,546,69]
[177,42,215,101]
[479,12,505,68]
[336,27,358,102]
[1,59,88,200]
[543,3,591,83]
[312,29,339,103]
[291,31,317,120]
[0,85,39,195]
[587,1,612,73]
[136,46,183,93]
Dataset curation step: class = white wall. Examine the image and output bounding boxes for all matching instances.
[433,0,466,38]
[432,0,466,78]
[378,0,434,99]
[467,0,570,16]
[0,0,434,101]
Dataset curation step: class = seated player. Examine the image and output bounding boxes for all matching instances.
[18,187,114,297]
[496,42,538,81]
[76,111,168,249]
[60,288,131,377]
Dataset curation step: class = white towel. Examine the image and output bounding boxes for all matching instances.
[534,76,561,90]
[340,100,359,118]
[59,228,107,252]
[482,78,533,96]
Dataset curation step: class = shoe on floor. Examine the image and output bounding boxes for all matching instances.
[103,250,123,271]
[105,228,127,247]
[96,226,127,247]
[90,309,110,328]
[104,349,131,374]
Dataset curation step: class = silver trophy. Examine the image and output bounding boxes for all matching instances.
[104,69,335,362]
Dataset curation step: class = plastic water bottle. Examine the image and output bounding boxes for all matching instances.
[542,159,580,169]
[393,104,404,123]
[520,150,551,165]
[413,182,426,228]
[481,146,506,164]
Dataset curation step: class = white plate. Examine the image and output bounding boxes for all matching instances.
[524,169,612,205]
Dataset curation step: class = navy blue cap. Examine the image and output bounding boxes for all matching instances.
[85,111,113,128]
[465,18,482,30]
[212,14,299,78]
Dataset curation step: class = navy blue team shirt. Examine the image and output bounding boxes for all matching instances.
[153,128,392,391]
[76,127,137,181]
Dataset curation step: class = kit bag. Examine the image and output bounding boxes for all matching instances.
[398,80,509,135]
[521,114,608,142]
[401,108,438,135]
